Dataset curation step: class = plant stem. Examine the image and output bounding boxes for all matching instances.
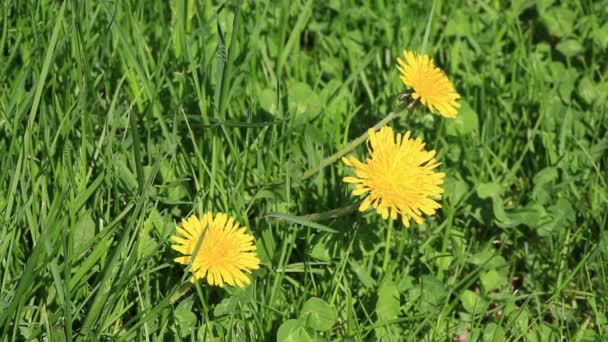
[170,283,192,305]
[299,202,360,221]
[301,101,417,180]
[267,202,360,225]
[382,219,394,272]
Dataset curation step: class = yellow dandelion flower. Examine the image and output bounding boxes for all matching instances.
[342,126,445,227]
[171,212,260,288]
[396,50,460,118]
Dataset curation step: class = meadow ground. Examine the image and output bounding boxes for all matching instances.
[1,0,607,340]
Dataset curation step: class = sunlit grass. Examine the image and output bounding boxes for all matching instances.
[0,1,607,340]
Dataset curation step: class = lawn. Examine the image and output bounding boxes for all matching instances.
[1,0,607,340]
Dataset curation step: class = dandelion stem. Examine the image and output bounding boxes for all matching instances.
[382,219,394,272]
[170,283,192,304]
[267,202,360,225]
[298,202,360,221]
[301,100,416,180]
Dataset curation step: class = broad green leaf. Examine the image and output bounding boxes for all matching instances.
[445,101,479,136]
[174,296,197,337]
[445,10,472,37]
[577,76,596,105]
[444,176,469,205]
[536,323,558,341]
[509,308,530,335]
[511,0,535,15]
[541,6,574,37]
[376,278,400,321]
[398,275,415,292]
[592,22,608,49]
[468,248,495,266]
[214,296,238,317]
[548,61,577,102]
[460,290,488,315]
[260,88,278,115]
[349,260,376,288]
[74,211,95,250]
[482,323,506,342]
[277,319,319,342]
[476,182,502,199]
[213,286,254,318]
[309,238,331,262]
[497,203,548,229]
[410,275,445,313]
[480,269,508,292]
[536,198,575,236]
[375,277,401,340]
[300,297,336,332]
[289,82,322,124]
[556,39,584,57]
[532,167,558,204]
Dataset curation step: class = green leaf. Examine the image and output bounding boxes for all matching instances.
[398,275,415,292]
[536,198,575,236]
[115,155,138,191]
[300,297,336,332]
[532,167,558,204]
[498,203,548,229]
[548,61,577,102]
[508,308,530,335]
[445,101,479,136]
[260,88,278,116]
[577,76,596,105]
[289,82,322,124]
[460,290,488,315]
[74,212,95,250]
[214,286,254,317]
[410,275,445,313]
[480,269,508,292]
[309,238,331,262]
[511,0,535,15]
[556,39,584,57]
[469,249,507,270]
[536,323,558,341]
[476,182,502,199]
[445,10,471,37]
[349,260,376,288]
[444,176,469,205]
[541,6,575,37]
[257,227,276,264]
[375,277,402,340]
[174,296,197,337]
[600,230,608,257]
[277,319,320,342]
[482,323,506,342]
[376,278,400,321]
[592,22,608,49]
[214,296,238,317]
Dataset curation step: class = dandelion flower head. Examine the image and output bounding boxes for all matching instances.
[396,50,460,118]
[342,126,445,227]
[171,212,260,288]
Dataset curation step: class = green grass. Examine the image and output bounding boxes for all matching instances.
[1,0,607,340]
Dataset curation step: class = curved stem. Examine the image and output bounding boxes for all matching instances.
[170,283,192,304]
[298,202,360,221]
[267,202,360,225]
[301,101,417,180]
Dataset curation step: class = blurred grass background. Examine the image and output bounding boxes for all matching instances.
[1,0,607,340]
